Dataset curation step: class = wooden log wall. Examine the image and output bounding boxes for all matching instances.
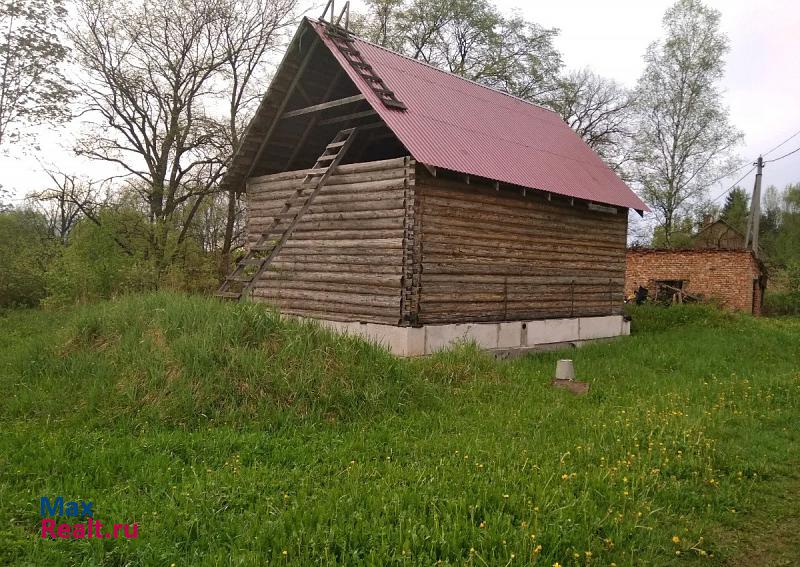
[246,158,414,324]
[414,168,629,324]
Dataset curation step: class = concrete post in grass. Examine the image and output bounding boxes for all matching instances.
[555,359,575,381]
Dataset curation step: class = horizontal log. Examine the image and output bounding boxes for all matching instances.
[253,281,400,297]
[418,307,622,324]
[420,274,624,285]
[268,255,405,267]
[420,291,624,304]
[254,288,400,308]
[248,199,405,218]
[249,218,404,235]
[249,168,407,193]
[421,262,623,278]
[418,177,629,223]
[255,270,400,287]
[252,228,404,242]
[247,157,408,184]
[421,245,626,270]
[419,299,622,314]
[420,196,626,240]
[420,232,626,261]
[276,306,400,325]
[420,207,626,247]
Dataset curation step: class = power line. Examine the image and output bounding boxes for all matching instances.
[763,127,800,157]
[765,145,800,164]
[711,165,756,203]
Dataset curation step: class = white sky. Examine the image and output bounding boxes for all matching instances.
[2,0,799,205]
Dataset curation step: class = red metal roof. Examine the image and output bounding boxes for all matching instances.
[310,20,647,211]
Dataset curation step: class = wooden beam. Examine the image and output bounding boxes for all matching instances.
[318,109,378,126]
[281,94,366,119]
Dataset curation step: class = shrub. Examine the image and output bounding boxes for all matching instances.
[0,209,58,307]
[625,302,736,333]
[763,291,800,316]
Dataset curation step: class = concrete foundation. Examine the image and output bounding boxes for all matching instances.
[304,315,630,356]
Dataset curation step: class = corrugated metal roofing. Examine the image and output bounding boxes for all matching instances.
[310,19,647,211]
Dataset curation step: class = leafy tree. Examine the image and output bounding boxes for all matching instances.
[68,0,296,275]
[0,0,72,147]
[354,0,561,101]
[0,208,57,306]
[720,186,749,233]
[651,215,695,248]
[632,0,742,247]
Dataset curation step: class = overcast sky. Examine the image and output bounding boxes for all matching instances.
[3,0,799,206]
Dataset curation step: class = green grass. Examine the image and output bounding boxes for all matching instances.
[1,293,798,565]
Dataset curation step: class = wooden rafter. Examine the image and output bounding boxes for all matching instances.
[281,94,366,119]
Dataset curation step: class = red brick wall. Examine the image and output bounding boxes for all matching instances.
[625,249,762,314]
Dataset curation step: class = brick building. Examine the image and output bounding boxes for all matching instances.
[625,249,766,315]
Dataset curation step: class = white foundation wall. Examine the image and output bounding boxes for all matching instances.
[306,316,630,356]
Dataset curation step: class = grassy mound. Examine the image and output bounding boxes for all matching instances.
[0,292,498,429]
[1,294,799,565]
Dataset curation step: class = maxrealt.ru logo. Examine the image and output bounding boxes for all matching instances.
[40,497,138,540]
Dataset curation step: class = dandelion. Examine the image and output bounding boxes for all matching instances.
[553,563,561,567]
[282,550,288,556]
[479,521,486,528]
[561,473,569,480]
[672,535,681,544]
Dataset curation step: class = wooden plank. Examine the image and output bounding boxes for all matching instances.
[318,109,378,126]
[281,94,366,119]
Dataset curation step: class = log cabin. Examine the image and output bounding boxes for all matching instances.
[217,11,648,355]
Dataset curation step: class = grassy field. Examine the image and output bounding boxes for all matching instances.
[0,293,798,565]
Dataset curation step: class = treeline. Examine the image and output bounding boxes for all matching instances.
[0,0,796,309]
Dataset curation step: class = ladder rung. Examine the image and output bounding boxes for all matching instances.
[215,291,241,299]
[383,99,408,110]
[352,61,372,69]
[327,141,346,149]
[227,275,253,283]
[361,75,382,83]
[317,154,336,161]
[340,46,359,55]
[240,258,264,266]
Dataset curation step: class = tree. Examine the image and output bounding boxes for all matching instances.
[720,186,749,233]
[0,0,72,147]
[632,0,742,247]
[0,208,56,306]
[217,0,297,274]
[68,0,296,275]
[354,0,561,101]
[547,69,635,174]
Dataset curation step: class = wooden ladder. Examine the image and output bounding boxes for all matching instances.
[216,127,359,301]
[324,24,407,111]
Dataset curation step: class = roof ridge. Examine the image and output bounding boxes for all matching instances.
[307,18,558,115]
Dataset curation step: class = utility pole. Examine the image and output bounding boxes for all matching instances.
[745,155,764,255]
